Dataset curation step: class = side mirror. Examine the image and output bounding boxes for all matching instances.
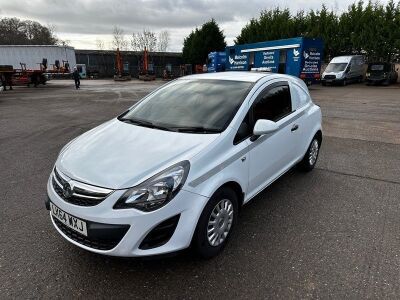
[253,119,279,136]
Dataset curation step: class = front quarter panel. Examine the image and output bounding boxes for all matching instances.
[183,128,250,200]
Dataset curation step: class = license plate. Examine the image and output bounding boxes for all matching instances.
[50,202,88,236]
[326,80,333,83]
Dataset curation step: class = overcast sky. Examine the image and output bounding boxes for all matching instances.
[0,0,390,51]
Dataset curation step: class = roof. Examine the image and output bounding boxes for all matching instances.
[0,45,75,50]
[330,55,363,63]
[182,71,276,82]
[75,49,182,57]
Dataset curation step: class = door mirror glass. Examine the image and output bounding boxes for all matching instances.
[253,119,279,136]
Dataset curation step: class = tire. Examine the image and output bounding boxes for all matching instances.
[299,136,321,172]
[192,187,239,258]
[322,82,326,86]
[342,79,347,86]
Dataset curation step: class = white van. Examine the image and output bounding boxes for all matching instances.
[322,55,364,86]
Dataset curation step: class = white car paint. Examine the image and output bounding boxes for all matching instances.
[46,71,322,257]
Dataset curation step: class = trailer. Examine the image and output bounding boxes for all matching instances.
[0,45,76,71]
[0,45,76,87]
[224,37,323,85]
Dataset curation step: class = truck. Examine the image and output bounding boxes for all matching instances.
[207,52,226,72]
[223,37,323,85]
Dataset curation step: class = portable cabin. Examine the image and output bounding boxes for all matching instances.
[225,37,323,85]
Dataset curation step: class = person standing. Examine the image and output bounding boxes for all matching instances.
[72,67,80,89]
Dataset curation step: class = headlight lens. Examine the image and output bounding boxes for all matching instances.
[114,161,190,211]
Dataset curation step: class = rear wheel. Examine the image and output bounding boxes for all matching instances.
[300,137,320,171]
[192,187,238,258]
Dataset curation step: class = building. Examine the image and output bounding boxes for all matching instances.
[75,50,183,78]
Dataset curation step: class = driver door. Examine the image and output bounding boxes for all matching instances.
[247,81,298,199]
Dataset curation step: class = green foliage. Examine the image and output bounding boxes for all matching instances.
[183,19,226,64]
[0,17,58,45]
[235,1,400,61]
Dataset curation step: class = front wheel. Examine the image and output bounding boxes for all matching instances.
[300,137,320,171]
[192,187,238,258]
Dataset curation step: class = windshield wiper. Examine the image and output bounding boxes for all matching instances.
[119,117,175,132]
[172,126,221,133]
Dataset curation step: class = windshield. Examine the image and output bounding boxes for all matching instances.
[325,63,348,72]
[120,79,252,133]
[368,64,386,71]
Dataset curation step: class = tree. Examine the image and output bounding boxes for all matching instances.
[158,30,170,52]
[182,19,226,64]
[112,26,128,50]
[0,17,58,45]
[234,1,400,62]
[131,29,157,51]
[96,39,105,50]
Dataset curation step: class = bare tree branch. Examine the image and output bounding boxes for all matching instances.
[130,29,157,52]
[112,25,128,50]
[158,30,170,52]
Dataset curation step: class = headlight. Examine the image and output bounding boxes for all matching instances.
[366,72,370,77]
[114,161,190,211]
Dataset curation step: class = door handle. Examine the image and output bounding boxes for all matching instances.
[241,157,246,162]
[291,124,299,132]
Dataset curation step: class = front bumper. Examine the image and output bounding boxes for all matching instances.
[321,78,344,85]
[366,78,386,84]
[46,174,209,257]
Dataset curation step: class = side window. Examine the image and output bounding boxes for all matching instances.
[233,112,252,145]
[253,85,292,123]
[292,84,309,109]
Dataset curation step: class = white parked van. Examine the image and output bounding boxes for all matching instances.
[322,55,364,86]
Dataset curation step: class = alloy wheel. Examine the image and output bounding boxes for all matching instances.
[207,199,234,247]
[309,139,319,166]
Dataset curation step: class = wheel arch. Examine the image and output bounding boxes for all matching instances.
[217,181,245,209]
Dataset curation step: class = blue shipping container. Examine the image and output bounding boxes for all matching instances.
[225,37,323,84]
[207,52,226,72]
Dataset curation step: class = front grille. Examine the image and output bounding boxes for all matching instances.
[52,168,112,207]
[139,215,180,250]
[53,217,129,250]
[324,75,336,80]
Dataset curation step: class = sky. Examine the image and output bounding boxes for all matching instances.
[0,0,390,52]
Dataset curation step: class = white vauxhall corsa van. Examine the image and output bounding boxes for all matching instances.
[46,72,322,258]
[322,55,365,86]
